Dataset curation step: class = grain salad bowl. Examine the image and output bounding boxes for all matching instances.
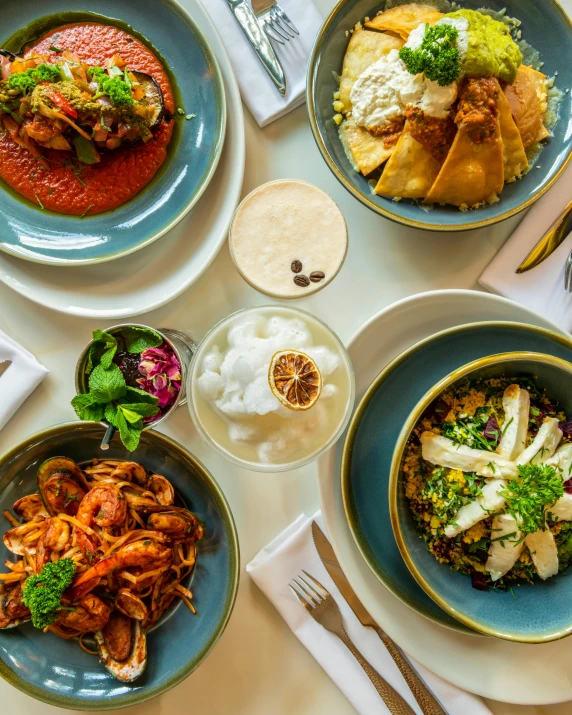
[390,351,572,642]
[307,0,572,231]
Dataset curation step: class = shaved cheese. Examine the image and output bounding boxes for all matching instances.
[421,432,517,478]
[444,479,506,537]
[517,418,562,465]
[525,529,559,580]
[547,444,572,481]
[485,514,524,581]
[547,493,572,523]
[496,385,529,460]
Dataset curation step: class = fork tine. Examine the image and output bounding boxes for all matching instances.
[294,577,321,605]
[288,584,314,612]
[301,570,331,599]
[565,250,572,291]
[272,9,295,37]
[268,18,291,41]
[264,24,286,45]
[298,574,324,602]
[277,8,299,35]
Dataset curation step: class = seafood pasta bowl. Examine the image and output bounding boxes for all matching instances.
[0,422,239,710]
[308,0,572,231]
[0,0,226,264]
[390,351,572,642]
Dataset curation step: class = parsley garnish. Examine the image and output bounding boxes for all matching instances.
[399,24,461,86]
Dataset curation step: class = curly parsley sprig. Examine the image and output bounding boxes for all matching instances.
[399,24,461,87]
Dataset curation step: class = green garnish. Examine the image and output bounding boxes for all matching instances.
[422,466,482,524]
[71,327,163,451]
[7,64,60,94]
[185,114,196,121]
[88,66,133,106]
[442,406,498,451]
[500,463,564,537]
[80,204,94,218]
[34,194,44,209]
[49,45,64,53]
[399,24,461,86]
[22,558,76,630]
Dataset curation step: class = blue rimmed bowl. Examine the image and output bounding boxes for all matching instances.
[307,0,572,232]
[342,322,572,640]
[0,422,239,710]
[0,0,226,264]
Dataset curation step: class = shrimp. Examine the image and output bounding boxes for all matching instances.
[35,517,71,571]
[76,485,127,528]
[57,593,111,633]
[70,541,172,601]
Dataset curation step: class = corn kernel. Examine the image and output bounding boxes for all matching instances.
[333,113,343,125]
[333,91,340,100]
[333,101,344,112]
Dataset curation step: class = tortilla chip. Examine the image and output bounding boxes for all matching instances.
[497,87,528,180]
[503,65,547,149]
[339,118,394,175]
[339,29,403,110]
[425,120,504,207]
[375,123,441,199]
[365,4,443,40]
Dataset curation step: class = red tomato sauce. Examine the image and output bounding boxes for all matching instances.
[0,23,175,215]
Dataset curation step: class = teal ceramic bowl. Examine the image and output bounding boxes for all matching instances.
[0,422,239,710]
[0,0,226,265]
[307,0,572,232]
[342,322,572,640]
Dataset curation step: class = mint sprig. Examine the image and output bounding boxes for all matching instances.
[73,327,162,451]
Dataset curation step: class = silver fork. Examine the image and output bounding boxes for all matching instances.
[565,248,572,292]
[251,0,299,45]
[289,572,416,715]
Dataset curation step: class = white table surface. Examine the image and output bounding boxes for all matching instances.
[1,0,571,712]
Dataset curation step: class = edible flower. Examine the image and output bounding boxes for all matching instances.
[138,344,181,415]
[399,24,461,86]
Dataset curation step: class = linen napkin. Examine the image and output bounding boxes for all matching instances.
[201,0,323,127]
[247,511,492,715]
[479,162,572,332]
[0,329,48,431]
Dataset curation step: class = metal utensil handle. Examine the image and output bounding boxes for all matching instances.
[376,630,447,715]
[337,629,416,715]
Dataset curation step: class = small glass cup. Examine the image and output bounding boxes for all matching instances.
[187,305,355,472]
[75,324,196,441]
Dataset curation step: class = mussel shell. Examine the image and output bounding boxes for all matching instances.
[95,618,147,682]
[131,71,164,127]
[115,589,148,621]
[13,493,49,521]
[0,590,30,629]
[146,507,204,542]
[37,457,89,517]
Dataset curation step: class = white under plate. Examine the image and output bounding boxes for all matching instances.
[318,289,572,706]
[0,2,245,318]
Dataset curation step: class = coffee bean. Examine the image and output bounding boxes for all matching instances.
[294,274,310,287]
[310,271,325,283]
[291,260,303,273]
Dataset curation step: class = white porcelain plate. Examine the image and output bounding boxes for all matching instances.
[318,289,572,706]
[0,0,245,318]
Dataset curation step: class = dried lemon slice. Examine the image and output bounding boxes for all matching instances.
[269,350,322,411]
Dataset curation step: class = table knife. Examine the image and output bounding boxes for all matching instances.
[516,198,572,273]
[311,521,447,715]
[224,0,286,96]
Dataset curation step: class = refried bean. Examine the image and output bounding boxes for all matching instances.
[0,23,175,215]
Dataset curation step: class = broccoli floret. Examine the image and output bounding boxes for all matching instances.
[88,66,133,106]
[22,558,76,630]
[7,63,60,94]
[400,24,461,87]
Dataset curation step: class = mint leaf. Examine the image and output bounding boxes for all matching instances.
[71,393,105,422]
[104,402,120,427]
[118,402,159,419]
[124,386,159,404]
[89,364,126,403]
[115,409,141,452]
[86,330,117,374]
[118,404,144,428]
[122,326,162,354]
[100,345,117,370]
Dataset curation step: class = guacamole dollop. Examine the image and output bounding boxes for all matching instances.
[445,9,522,84]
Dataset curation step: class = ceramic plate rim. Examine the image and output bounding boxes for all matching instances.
[317,288,572,705]
[0,421,240,711]
[0,1,245,318]
[0,0,227,266]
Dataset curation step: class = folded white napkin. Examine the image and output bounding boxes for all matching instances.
[479,162,572,331]
[0,329,48,431]
[247,511,492,715]
[201,0,323,127]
